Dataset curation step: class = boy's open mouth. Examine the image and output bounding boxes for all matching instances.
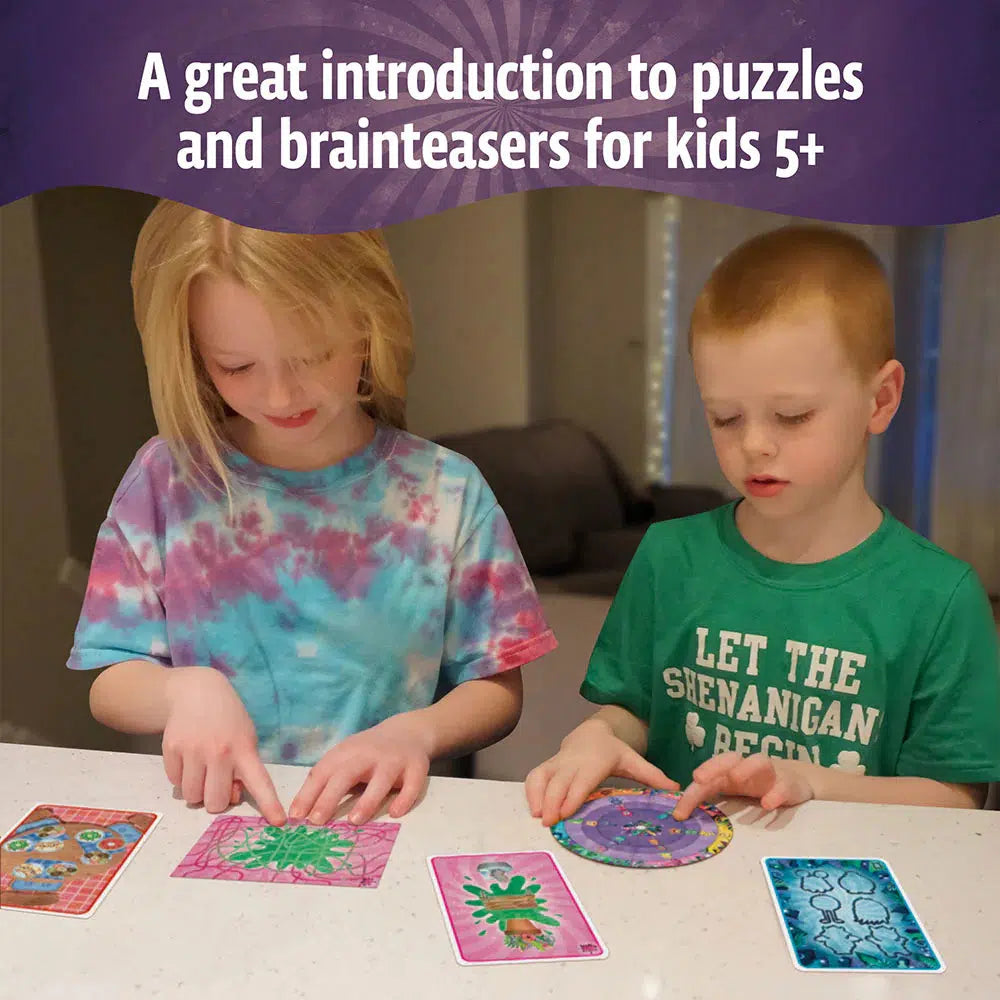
[745,475,789,497]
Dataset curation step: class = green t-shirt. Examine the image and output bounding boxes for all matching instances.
[581,502,1000,788]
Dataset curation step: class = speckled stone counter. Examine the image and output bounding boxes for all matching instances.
[2,744,997,998]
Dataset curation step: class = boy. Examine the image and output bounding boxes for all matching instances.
[526,225,1000,825]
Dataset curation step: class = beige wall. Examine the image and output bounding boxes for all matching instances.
[386,193,531,439]
[533,187,651,487]
[933,216,1000,594]
[35,188,157,564]
[387,187,655,488]
[0,197,129,749]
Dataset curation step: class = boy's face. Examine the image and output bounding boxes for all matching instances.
[692,307,880,521]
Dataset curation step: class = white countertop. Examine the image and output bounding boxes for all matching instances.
[2,744,998,998]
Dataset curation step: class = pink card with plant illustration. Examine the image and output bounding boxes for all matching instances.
[172,816,399,888]
[427,851,608,965]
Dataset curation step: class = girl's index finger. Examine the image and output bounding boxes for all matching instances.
[237,753,287,825]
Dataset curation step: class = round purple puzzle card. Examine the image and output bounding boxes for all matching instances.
[551,787,733,869]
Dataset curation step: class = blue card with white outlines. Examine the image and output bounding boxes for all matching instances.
[762,857,944,973]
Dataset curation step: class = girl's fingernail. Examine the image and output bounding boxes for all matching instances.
[309,812,323,824]
[348,812,361,824]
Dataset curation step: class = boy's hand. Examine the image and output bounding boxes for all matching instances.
[525,719,679,827]
[672,751,816,820]
[288,714,433,826]
[162,666,285,825]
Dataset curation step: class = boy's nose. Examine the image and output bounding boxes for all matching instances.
[741,423,778,458]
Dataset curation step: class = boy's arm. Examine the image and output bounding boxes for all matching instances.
[795,760,986,808]
[525,704,679,826]
[672,752,988,820]
[583,704,655,754]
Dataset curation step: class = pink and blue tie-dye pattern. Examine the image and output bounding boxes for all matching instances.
[68,424,556,765]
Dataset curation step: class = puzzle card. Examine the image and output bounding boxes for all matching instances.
[1,803,160,917]
[762,857,944,972]
[171,815,400,888]
[428,850,607,965]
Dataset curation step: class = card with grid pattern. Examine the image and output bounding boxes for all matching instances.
[1,803,160,917]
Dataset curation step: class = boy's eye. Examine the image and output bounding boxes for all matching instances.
[219,362,253,375]
[711,414,740,428]
[777,410,814,425]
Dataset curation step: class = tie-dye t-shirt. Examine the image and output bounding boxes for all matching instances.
[68,423,556,765]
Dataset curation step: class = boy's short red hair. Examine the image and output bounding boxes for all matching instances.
[689,225,894,376]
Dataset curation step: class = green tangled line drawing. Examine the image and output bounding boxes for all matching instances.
[223,824,355,875]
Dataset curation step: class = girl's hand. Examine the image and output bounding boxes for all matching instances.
[162,666,285,825]
[525,718,679,827]
[289,714,434,825]
[671,751,816,820]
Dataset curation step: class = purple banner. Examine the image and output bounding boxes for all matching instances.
[2,0,998,230]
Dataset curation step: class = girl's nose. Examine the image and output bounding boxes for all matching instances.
[265,368,300,412]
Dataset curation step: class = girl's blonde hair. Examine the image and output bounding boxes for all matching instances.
[131,199,414,494]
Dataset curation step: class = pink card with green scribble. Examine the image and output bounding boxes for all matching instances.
[172,816,399,888]
[428,851,608,965]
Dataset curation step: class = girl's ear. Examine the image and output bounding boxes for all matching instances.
[868,359,905,435]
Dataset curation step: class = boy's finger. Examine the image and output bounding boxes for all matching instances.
[759,783,790,811]
[671,785,697,821]
[690,751,741,784]
[671,778,722,821]
[561,765,609,821]
[237,753,286,825]
[541,769,576,827]
[524,763,553,817]
[732,753,773,784]
[621,750,680,792]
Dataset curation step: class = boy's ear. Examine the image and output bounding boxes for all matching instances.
[868,360,905,434]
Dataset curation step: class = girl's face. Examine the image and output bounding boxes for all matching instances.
[189,275,368,467]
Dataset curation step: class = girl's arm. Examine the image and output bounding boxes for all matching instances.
[89,660,175,733]
[289,668,525,826]
[393,667,525,760]
[89,660,286,824]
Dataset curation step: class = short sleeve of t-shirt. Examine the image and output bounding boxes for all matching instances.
[896,568,1000,783]
[68,447,171,671]
[579,529,659,722]
[440,477,557,687]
